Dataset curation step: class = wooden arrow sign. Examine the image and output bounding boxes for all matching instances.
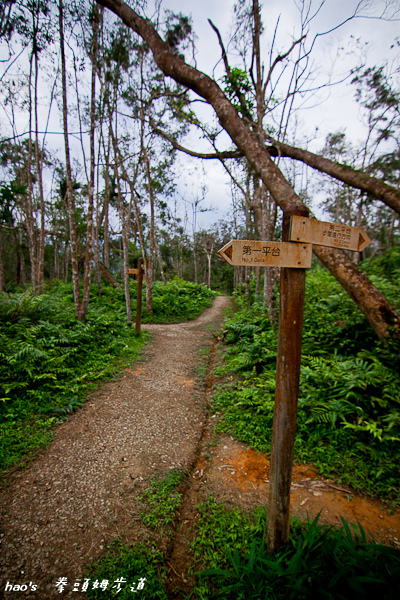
[219,240,312,268]
[289,216,371,252]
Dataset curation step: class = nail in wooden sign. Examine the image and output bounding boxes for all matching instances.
[218,240,312,268]
[289,216,371,252]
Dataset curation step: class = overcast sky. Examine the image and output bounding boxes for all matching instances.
[149,0,400,230]
[1,1,399,235]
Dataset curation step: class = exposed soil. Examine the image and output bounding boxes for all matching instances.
[0,295,399,599]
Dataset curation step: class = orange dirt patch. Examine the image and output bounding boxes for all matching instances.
[208,440,400,547]
[219,447,270,488]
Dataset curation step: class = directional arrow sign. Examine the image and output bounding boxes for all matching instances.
[289,216,371,252]
[219,240,312,268]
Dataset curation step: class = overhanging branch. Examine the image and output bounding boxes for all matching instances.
[149,118,242,160]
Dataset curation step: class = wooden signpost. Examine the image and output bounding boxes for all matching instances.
[219,212,371,553]
[218,240,312,268]
[128,258,144,334]
[289,215,371,252]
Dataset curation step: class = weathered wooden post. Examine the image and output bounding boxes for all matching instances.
[135,257,144,335]
[218,211,370,552]
[266,204,309,552]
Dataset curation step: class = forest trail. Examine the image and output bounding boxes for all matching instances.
[1,294,400,598]
[0,296,230,598]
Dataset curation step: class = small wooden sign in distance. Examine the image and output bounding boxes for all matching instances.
[289,216,371,252]
[218,240,312,268]
[128,268,139,275]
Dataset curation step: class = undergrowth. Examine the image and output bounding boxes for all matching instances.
[0,277,215,473]
[86,542,168,599]
[86,468,187,599]
[191,499,400,599]
[138,468,186,535]
[213,250,400,504]
[144,278,216,323]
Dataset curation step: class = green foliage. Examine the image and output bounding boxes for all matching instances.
[86,542,168,600]
[86,469,186,598]
[0,277,214,473]
[361,248,400,283]
[213,255,400,502]
[194,504,400,600]
[190,498,266,571]
[144,278,216,323]
[222,67,254,119]
[139,469,186,534]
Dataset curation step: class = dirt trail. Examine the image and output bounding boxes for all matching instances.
[1,294,399,599]
[0,297,230,598]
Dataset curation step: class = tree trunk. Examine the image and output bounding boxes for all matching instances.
[34,50,45,293]
[96,0,400,341]
[59,0,82,318]
[80,4,100,320]
[114,162,132,323]
[26,54,37,293]
[103,137,111,269]
[193,238,198,284]
[143,146,154,313]
[154,231,166,284]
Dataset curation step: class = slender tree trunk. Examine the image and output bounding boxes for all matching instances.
[143,146,154,313]
[64,241,69,282]
[193,237,198,284]
[154,231,166,284]
[114,163,132,323]
[34,50,45,293]
[53,237,59,279]
[207,253,212,288]
[80,4,100,319]
[103,136,111,269]
[26,55,37,293]
[94,129,103,295]
[59,0,82,318]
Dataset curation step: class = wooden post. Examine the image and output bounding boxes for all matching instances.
[266,204,309,552]
[135,257,144,335]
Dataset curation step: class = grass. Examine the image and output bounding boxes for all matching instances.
[138,468,187,535]
[86,491,400,600]
[86,542,168,599]
[86,468,188,599]
[192,501,400,600]
[211,253,400,505]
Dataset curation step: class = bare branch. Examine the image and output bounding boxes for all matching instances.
[208,18,254,125]
[149,117,242,160]
[263,35,306,99]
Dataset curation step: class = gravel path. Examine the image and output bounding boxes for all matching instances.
[0,296,230,598]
